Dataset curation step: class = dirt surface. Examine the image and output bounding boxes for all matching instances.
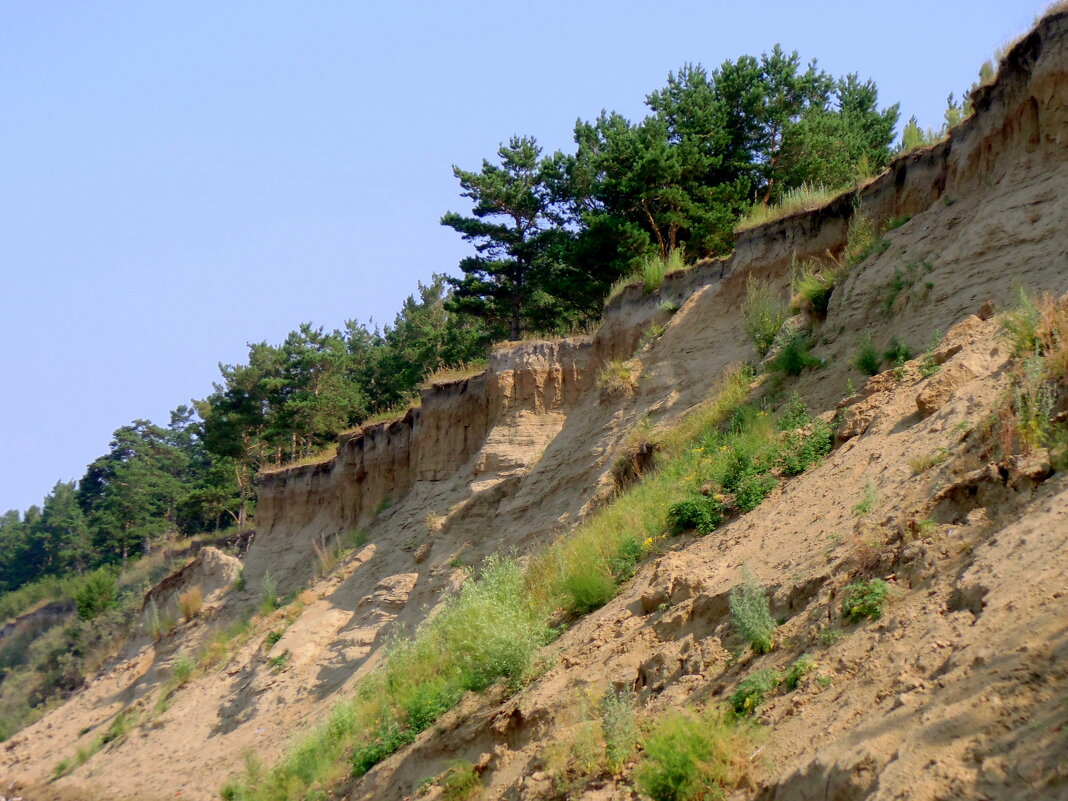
[3,10,1068,801]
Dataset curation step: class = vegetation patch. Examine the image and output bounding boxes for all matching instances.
[636,707,753,801]
[735,183,842,231]
[728,571,776,654]
[742,276,788,356]
[841,579,890,622]
[730,669,782,716]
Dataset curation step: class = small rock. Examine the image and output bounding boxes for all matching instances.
[917,361,978,416]
[977,299,996,320]
[413,542,431,563]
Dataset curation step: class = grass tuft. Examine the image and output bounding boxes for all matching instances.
[728,569,776,654]
[636,707,753,801]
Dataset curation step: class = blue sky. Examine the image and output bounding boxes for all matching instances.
[0,0,1048,513]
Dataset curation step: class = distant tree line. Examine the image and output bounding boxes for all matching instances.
[1,45,899,599]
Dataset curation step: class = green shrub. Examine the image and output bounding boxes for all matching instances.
[742,276,788,356]
[608,536,644,581]
[441,760,480,801]
[259,571,278,615]
[728,571,775,654]
[1002,287,1042,357]
[841,579,889,622]
[666,497,723,535]
[854,336,881,375]
[74,570,118,620]
[782,655,815,690]
[851,481,878,517]
[777,421,832,476]
[602,687,638,773]
[770,333,821,376]
[563,569,617,614]
[351,720,414,777]
[730,669,781,716]
[842,212,880,266]
[791,262,840,317]
[734,473,778,512]
[636,708,750,801]
[777,392,811,430]
[882,337,911,366]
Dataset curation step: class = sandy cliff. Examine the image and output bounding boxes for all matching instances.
[3,9,1068,801]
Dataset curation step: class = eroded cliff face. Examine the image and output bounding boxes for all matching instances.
[4,11,1068,801]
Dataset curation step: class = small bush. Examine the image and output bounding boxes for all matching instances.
[842,212,880,266]
[730,669,781,716]
[782,655,816,691]
[728,571,775,654]
[854,336,881,375]
[171,653,195,686]
[777,421,832,476]
[742,276,788,356]
[562,569,616,615]
[666,497,723,535]
[770,333,821,376]
[598,359,638,398]
[178,586,203,622]
[1002,287,1042,357]
[636,708,751,801]
[74,570,118,620]
[602,687,638,773]
[441,760,480,801]
[608,536,644,581]
[259,571,278,616]
[841,579,889,622]
[659,300,680,314]
[734,473,778,512]
[791,261,840,317]
[882,337,912,366]
[777,392,811,431]
[851,481,878,517]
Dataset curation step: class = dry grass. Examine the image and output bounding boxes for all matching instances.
[356,397,422,429]
[177,587,203,622]
[735,183,844,232]
[259,445,338,475]
[420,361,488,389]
[598,359,639,400]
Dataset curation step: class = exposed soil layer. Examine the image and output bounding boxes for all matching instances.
[3,10,1068,801]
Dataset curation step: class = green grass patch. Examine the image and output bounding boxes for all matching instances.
[841,579,890,622]
[636,707,753,801]
[735,182,841,232]
[728,570,776,654]
[730,669,781,716]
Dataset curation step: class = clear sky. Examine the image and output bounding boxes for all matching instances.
[0,0,1048,513]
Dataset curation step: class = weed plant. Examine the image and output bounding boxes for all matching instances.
[730,669,781,715]
[178,586,203,621]
[666,497,724,535]
[783,655,816,690]
[728,571,776,654]
[851,481,878,517]
[441,760,480,801]
[636,707,752,801]
[841,579,889,622]
[742,276,788,356]
[791,260,840,317]
[735,183,840,231]
[770,332,821,376]
[882,337,912,366]
[259,571,278,615]
[602,686,638,773]
[854,336,881,375]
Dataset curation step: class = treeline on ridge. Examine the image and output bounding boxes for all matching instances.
[0,44,902,604]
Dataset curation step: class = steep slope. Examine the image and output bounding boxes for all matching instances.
[3,9,1068,801]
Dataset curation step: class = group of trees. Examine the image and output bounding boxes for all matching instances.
[443,46,899,340]
[0,279,486,595]
[1,44,900,600]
